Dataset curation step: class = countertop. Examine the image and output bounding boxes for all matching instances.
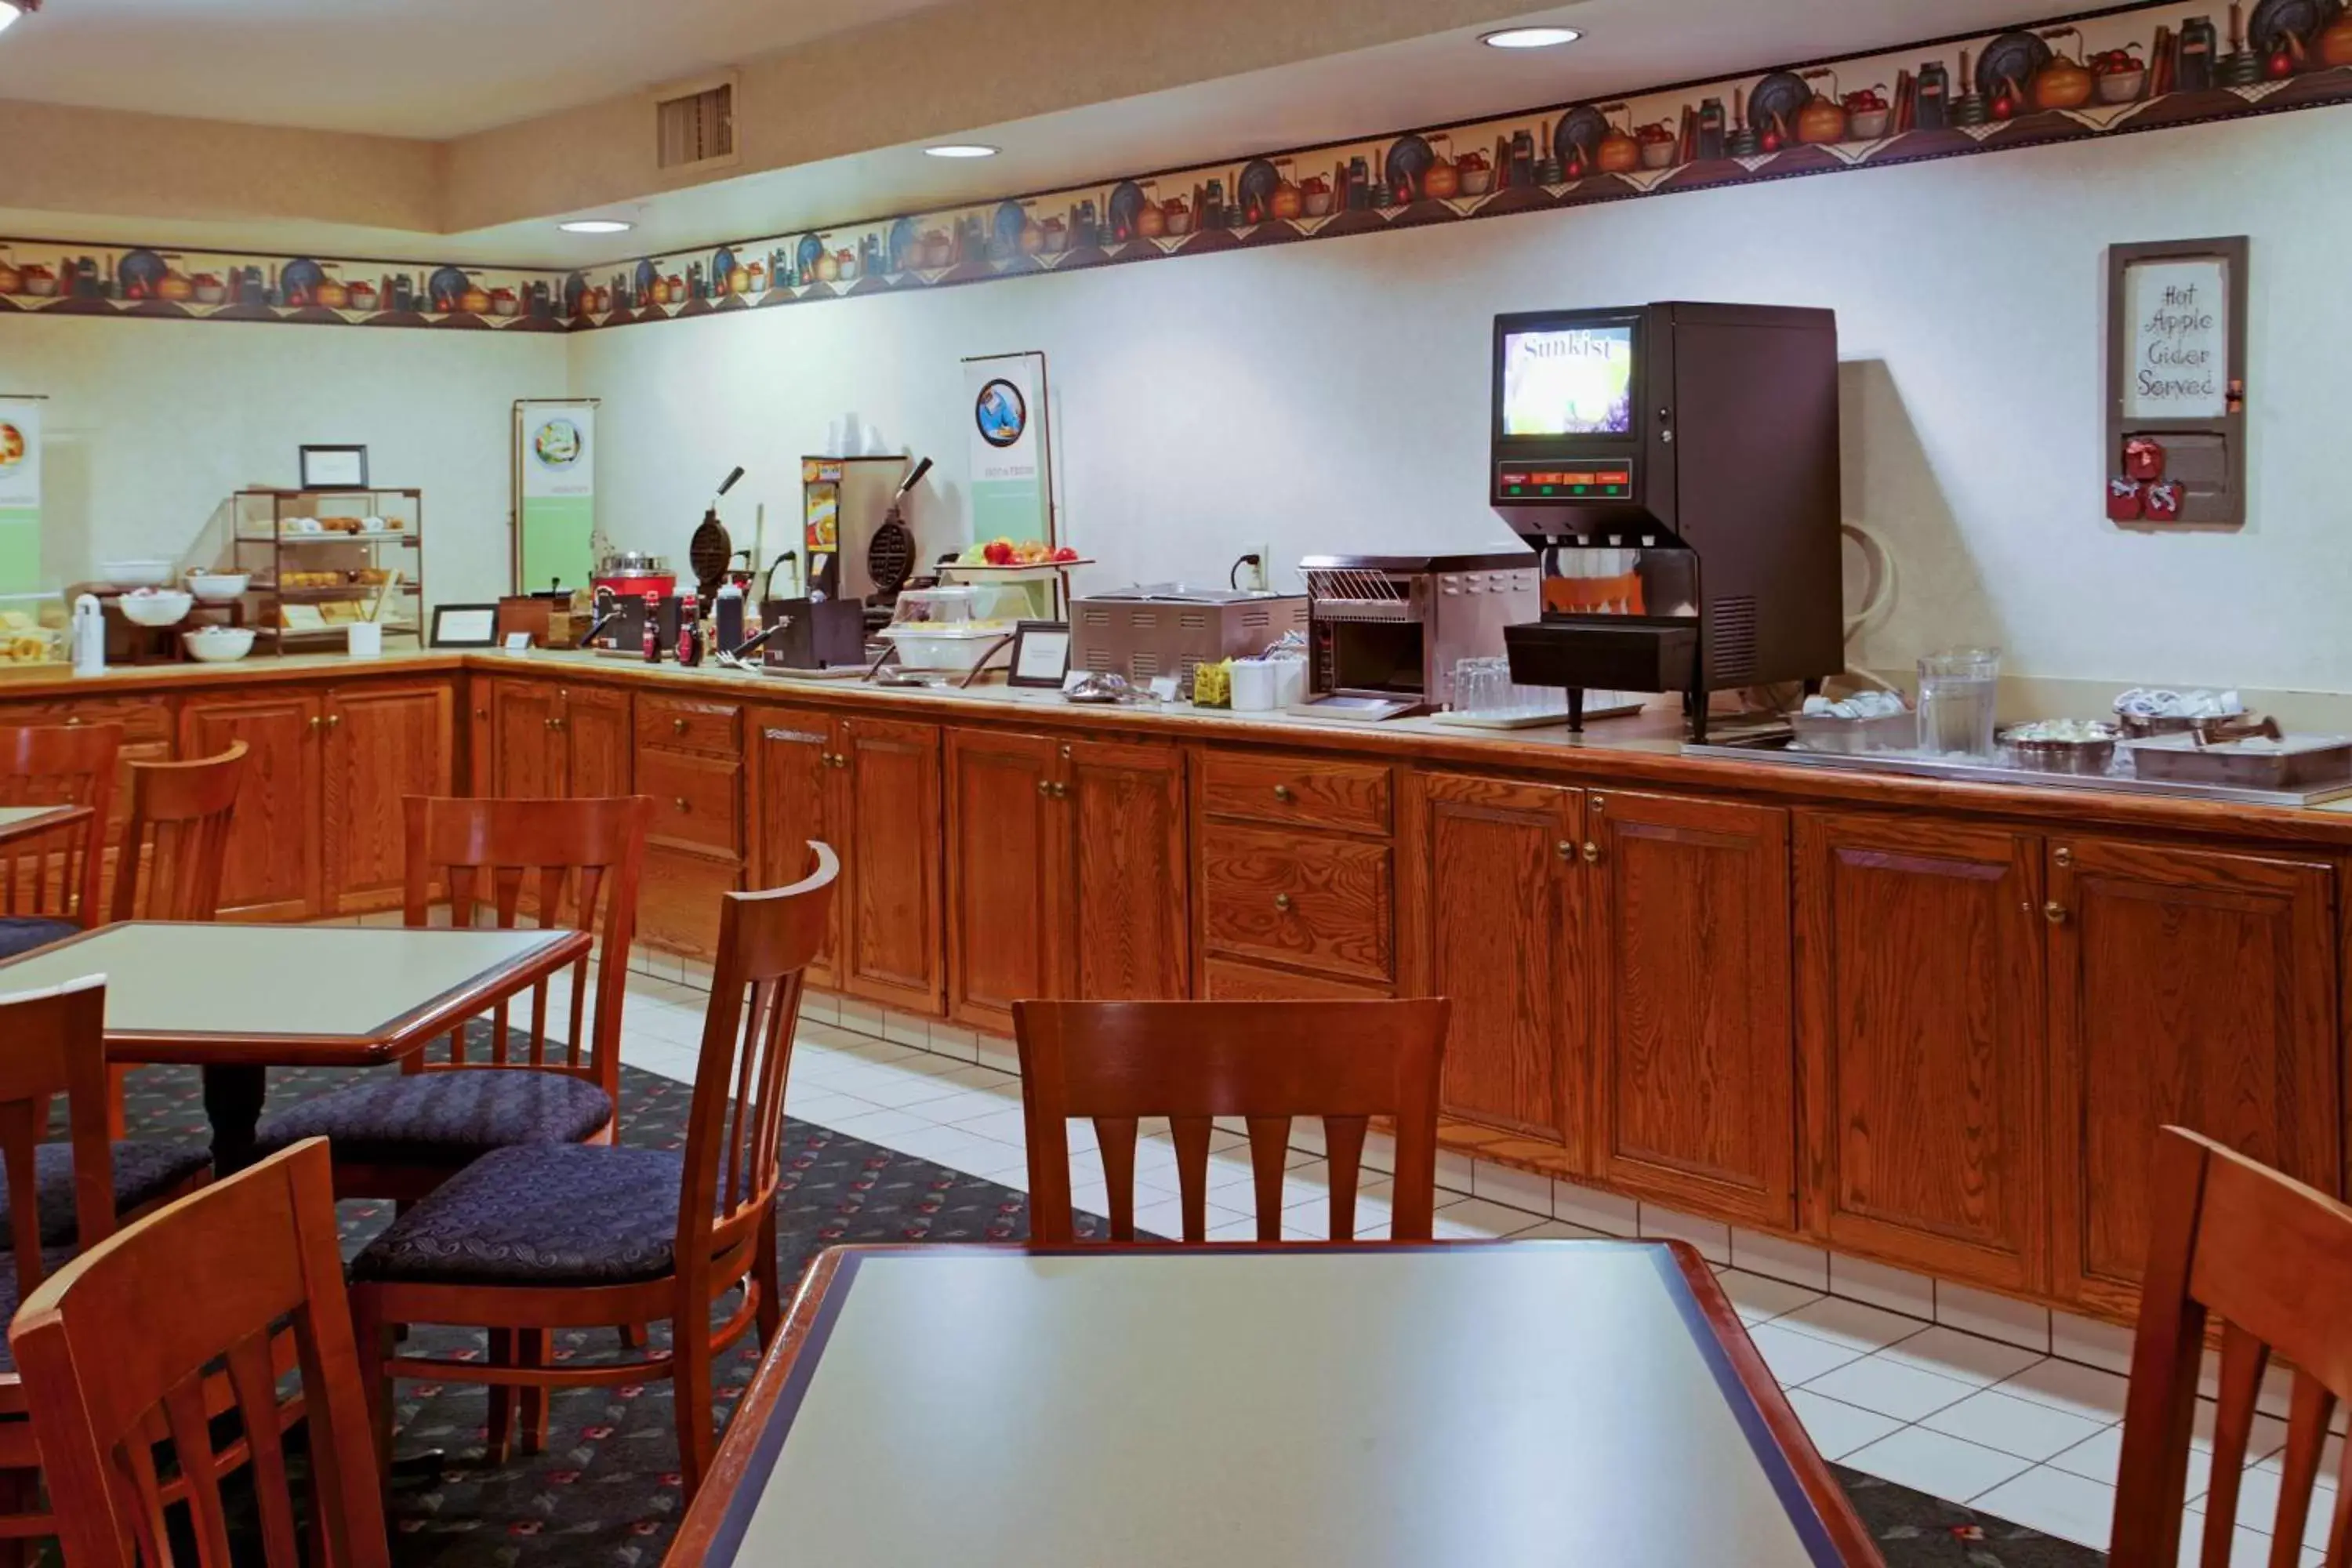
[8,646,2350,846]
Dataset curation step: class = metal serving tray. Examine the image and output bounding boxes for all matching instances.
[1682,739,2352,809]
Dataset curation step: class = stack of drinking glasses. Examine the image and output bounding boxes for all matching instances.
[1449,655,1570,721]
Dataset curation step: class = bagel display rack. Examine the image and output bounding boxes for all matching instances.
[230,487,425,654]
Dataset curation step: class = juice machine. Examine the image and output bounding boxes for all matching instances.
[1491,302,1842,741]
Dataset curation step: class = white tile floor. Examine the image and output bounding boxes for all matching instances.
[583,962,2329,1564]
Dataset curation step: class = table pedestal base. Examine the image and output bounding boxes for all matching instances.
[201,1064,268,1176]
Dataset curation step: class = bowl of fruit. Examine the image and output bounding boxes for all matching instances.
[2092,47,2146,103]
[1636,122,1679,169]
[1843,85,1893,140]
[964,538,1084,569]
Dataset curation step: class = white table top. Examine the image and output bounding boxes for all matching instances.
[715,1244,1847,1568]
[0,805,67,828]
[0,921,577,1042]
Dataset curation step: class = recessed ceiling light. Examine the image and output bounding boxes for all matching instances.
[0,0,41,37]
[924,144,1000,159]
[559,219,634,234]
[1480,25,1582,49]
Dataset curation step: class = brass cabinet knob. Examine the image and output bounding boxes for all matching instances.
[1589,795,1606,814]
[474,707,488,720]
[674,797,690,813]
[1581,841,1601,864]
[1055,782,1069,799]
[2053,847,2073,869]
[326,713,342,731]
[1555,840,1576,861]
[64,716,83,728]
[672,717,689,735]
[1036,778,1054,797]
[2044,902,2068,924]
[309,714,323,732]
[1273,784,1293,802]
[1274,892,1293,911]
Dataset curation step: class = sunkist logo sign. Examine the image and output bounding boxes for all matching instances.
[2,0,2347,335]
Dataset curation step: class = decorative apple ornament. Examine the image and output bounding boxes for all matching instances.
[1421,161,1459,201]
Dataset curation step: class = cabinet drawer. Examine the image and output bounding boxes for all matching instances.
[638,846,742,961]
[1200,957,1393,1002]
[1199,751,1391,835]
[636,695,741,757]
[637,749,742,854]
[1200,822,1393,982]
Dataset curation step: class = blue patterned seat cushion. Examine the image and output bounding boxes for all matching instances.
[250,1069,613,1167]
[0,1140,212,1248]
[0,916,77,960]
[350,1142,686,1287]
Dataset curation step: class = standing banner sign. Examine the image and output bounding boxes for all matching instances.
[514,400,596,593]
[961,353,1054,547]
[0,397,42,596]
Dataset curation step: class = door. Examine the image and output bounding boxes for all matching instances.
[1061,737,1189,1002]
[1795,811,2047,1292]
[179,691,321,921]
[749,707,842,986]
[944,728,1058,1032]
[1588,789,1794,1228]
[1416,771,1587,1160]
[840,717,944,1014]
[2049,836,2338,1318]
[490,681,564,798]
[562,684,632,799]
[321,683,453,914]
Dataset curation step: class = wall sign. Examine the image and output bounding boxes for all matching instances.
[963,353,1055,549]
[514,400,597,593]
[2106,235,2248,529]
[0,397,41,596]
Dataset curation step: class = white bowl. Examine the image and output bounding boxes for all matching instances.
[120,589,194,626]
[186,572,249,604]
[182,626,256,662]
[102,559,176,587]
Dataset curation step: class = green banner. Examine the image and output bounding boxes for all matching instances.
[0,399,40,596]
[0,510,35,596]
[517,403,594,593]
[520,494,593,595]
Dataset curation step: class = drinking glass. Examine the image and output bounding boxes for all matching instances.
[1917,648,2002,756]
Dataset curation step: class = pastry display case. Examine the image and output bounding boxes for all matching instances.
[230,488,424,654]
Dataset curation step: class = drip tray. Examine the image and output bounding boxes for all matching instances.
[1683,738,2352,810]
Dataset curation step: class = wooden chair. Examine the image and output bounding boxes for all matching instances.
[0,724,121,960]
[0,976,131,1544]
[251,793,652,1200]
[2111,1126,2352,1566]
[105,742,247,924]
[10,1138,390,1568]
[1013,998,1450,1244]
[348,841,837,1496]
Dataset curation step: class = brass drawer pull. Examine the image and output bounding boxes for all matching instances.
[672,717,690,735]
[674,797,691,813]
[1555,840,1576,861]
[1037,778,1053,797]
[1273,784,1293,802]
[2045,902,2068,924]
[1582,841,1601,864]
[1273,892,1293,911]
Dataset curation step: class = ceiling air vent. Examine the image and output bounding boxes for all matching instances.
[655,76,737,172]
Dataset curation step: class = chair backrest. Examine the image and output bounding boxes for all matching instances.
[9,1138,389,1568]
[107,742,248,923]
[676,842,837,1283]
[1013,998,1451,1245]
[2111,1126,2352,1566]
[402,794,652,1098]
[0,723,121,927]
[0,977,118,1301]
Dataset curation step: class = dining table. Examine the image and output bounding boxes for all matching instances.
[0,803,90,851]
[668,1239,1885,1568]
[0,920,591,1172]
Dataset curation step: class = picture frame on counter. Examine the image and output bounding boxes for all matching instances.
[1008,619,1073,688]
[298,444,370,490]
[430,604,500,647]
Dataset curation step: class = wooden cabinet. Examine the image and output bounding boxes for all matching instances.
[320,682,453,914]
[566,686,631,800]
[489,680,627,800]
[19,697,176,844]
[946,728,1188,1033]
[1412,771,1587,1160]
[632,693,742,962]
[1587,789,1795,1229]
[2047,836,2339,1318]
[180,691,321,920]
[1795,812,2047,1292]
[838,717,944,1014]
[749,708,844,987]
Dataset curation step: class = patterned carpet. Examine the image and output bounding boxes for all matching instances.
[105,1058,2105,1568]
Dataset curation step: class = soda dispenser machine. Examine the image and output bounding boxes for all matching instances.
[1491,302,1844,741]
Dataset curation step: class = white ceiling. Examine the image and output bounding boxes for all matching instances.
[0,0,961,136]
[0,0,2095,263]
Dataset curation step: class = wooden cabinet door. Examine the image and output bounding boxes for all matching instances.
[1062,737,1188,1002]
[1415,771,1587,1162]
[748,708,843,987]
[1795,811,2047,1292]
[1588,789,1794,1227]
[2049,836,2339,1318]
[321,683,452,915]
[944,728,1058,1032]
[840,717,944,1014]
[561,685,632,799]
[489,681,564,798]
[179,691,321,921]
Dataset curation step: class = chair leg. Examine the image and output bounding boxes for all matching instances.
[350,1292,394,1489]
[673,1308,715,1499]
[616,1322,649,1350]
[106,1065,130,1142]
[517,1329,551,1457]
[0,1468,34,1568]
[485,1329,517,1466]
[754,1214,782,1346]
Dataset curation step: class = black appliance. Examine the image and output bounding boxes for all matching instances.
[1490,302,1842,740]
[607,594,683,657]
[760,596,869,670]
